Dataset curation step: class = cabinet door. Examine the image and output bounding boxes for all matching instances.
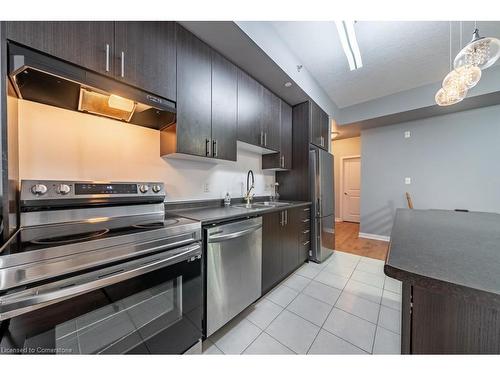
[175,25,212,158]
[6,21,114,75]
[114,22,176,101]
[319,109,330,150]
[280,100,293,169]
[211,52,237,161]
[310,101,322,148]
[237,69,263,147]
[262,212,284,294]
[261,87,281,151]
[282,209,300,276]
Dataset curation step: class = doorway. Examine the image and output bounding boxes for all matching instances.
[341,156,361,223]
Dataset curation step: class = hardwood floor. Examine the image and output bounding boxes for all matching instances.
[335,221,389,261]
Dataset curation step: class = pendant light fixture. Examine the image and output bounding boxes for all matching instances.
[436,21,500,106]
[443,65,482,90]
[454,24,500,70]
[436,22,468,106]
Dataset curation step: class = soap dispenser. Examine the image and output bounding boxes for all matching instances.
[224,192,231,207]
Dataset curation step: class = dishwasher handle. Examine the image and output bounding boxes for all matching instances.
[208,223,262,243]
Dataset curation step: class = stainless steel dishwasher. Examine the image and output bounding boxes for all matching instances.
[206,216,262,337]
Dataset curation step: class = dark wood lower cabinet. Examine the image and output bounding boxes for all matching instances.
[401,283,500,354]
[262,206,310,294]
[262,211,283,293]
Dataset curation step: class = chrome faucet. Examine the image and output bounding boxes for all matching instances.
[244,170,255,207]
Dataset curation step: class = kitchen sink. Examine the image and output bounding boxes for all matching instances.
[254,201,291,207]
[232,204,267,210]
[232,202,291,210]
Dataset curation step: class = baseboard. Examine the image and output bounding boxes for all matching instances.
[359,232,390,242]
[335,217,343,222]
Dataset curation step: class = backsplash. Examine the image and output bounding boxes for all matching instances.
[17,100,275,201]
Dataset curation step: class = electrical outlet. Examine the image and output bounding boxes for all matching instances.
[203,182,210,193]
[404,131,411,139]
[405,177,411,185]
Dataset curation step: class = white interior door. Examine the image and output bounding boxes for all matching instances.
[342,157,361,223]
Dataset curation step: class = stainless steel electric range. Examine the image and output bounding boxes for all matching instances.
[0,180,202,355]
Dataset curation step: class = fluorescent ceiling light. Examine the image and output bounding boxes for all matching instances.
[335,21,363,71]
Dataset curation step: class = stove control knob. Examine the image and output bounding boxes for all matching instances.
[31,184,48,196]
[152,184,162,193]
[56,184,71,195]
[139,184,149,193]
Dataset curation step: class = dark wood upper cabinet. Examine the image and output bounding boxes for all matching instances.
[6,21,114,76]
[114,22,176,101]
[280,101,293,169]
[261,87,281,151]
[163,26,238,161]
[262,99,292,170]
[237,69,283,152]
[319,109,330,150]
[175,25,212,158]
[237,69,263,146]
[310,101,330,150]
[211,51,237,162]
[6,21,177,101]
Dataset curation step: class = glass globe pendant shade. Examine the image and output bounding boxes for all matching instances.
[454,29,500,70]
[443,65,482,90]
[435,83,467,106]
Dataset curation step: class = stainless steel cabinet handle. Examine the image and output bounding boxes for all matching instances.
[208,224,262,243]
[120,51,125,77]
[260,131,264,145]
[105,44,110,72]
[284,210,288,225]
[280,155,285,168]
[264,132,267,146]
[213,139,218,157]
[301,219,310,223]
[205,138,211,156]
[0,243,201,321]
[302,241,311,246]
[302,230,310,234]
[303,207,310,212]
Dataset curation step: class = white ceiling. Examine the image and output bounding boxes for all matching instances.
[270,21,500,108]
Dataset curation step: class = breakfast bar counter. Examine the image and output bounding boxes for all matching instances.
[384,209,500,354]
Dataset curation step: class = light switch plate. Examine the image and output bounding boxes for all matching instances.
[203,183,210,193]
[404,131,411,139]
[405,177,411,185]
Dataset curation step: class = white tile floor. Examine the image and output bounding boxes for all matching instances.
[202,250,402,355]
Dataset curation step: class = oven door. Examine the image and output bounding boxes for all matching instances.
[0,242,202,354]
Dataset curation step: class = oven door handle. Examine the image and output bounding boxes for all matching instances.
[0,242,201,321]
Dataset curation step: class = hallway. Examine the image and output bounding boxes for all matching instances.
[335,222,389,261]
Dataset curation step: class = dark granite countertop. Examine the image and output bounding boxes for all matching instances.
[385,209,500,305]
[166,201,311,225]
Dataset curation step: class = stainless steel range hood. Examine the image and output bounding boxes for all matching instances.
[8,43,176,129]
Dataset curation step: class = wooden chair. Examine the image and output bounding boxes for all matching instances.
[405,192,413,209]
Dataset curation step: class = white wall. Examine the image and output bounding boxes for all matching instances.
[18,100,275,202]
[360,104,500,237]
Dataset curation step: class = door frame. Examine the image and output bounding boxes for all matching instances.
[339,155,361,223]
